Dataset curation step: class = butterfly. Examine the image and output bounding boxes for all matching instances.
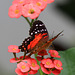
[19,20,63,56]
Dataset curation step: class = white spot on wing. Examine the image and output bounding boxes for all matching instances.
[42,29,44,31]
[39,24,42,26]
[45,29,46,31]
[37,30,40,32]
[25,41,27,43]
[36,24,38,26]
[35,32,37,34]
[31,33,33,35]
[27,39,29,41]
[35,29,36,30]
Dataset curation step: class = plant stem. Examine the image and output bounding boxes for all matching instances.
[35,54,44,75]
[35,17,38,21]
[23,52,26,60]
[30,19,34,27]
[24,17,31,25]
[13,53,17,60]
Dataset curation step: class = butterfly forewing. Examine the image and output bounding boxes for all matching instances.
[29,20,49,38]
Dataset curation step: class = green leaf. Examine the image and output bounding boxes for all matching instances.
[49,47,75,75]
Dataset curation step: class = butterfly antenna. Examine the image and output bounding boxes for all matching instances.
[59,34,64,37]
[51,31,55,38]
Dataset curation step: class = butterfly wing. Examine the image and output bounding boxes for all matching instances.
[19,36,34,52]
[29,20,49,37]
[28,31,63,56]
[19,20,49,53]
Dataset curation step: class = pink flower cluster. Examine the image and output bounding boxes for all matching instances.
[8,0,54,19]
[8,45,20,53]
[37,49,63,74]
[8,45,63,75]
[8,45,40,75]
[40,59,63,74]
[15,58,39,75]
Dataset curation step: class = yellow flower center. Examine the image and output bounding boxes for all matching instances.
[21,65,26,69]
[46,62,50,65]
[15,10,19,14]
[57,64,60,67]
[19,1,23,4]
[36,2,41,6]
[52,53,56,55]
[29,9,34,14]
[43,0,47,2]
[12,48,16,50]
[32,63,35,67]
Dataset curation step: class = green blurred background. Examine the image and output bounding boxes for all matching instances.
[0,0,75,75]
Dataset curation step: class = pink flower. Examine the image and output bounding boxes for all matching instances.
[10,57,20,63]
[38,49,48,56]
[23,57,31,65]
[12,0,26,6]
[40,62,61,75]
[41,58,54,68]
[29,58,40,70]
[40,63,51,74]
[41,0,54,4]
[32,0,47,11]
[22,3,41,19]
[8,4,22,18]
[49,50,60,58]
[54,60,63,70]
[25,0,37,4]
[10,56,30,63]
[17,62,30,72]
[52,69,61,75]
[8,45,20,53]
[29,69,38,74]
[15,68,28,75]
